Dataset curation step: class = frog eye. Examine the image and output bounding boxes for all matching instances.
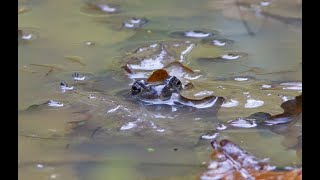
[131,84,141,95]
[175,79,181,86]
[131,80,145,95]
[168,76,182,90]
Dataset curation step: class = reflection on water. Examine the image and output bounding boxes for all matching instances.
[19,0,301,179]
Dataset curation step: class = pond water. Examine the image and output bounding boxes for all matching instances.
[18,0,301,179]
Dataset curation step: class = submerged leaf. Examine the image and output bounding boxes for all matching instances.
[80,1,120,16]
[274,94,301,117]
[201,139,302,180]
[18,7,31,14]
[29,64,64,71]
[64,56,86,66]
[265,94,302,125]
[147,69,170,83]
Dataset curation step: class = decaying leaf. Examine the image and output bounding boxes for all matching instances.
[163,61,194,74]
[271,94,301,119]
[215,95,302,161]
[18,7,31,14]
[122,41,195,72]
[64,56,86,66]
[18,28,40,44]
[200,139,302,180]
[29,64,64,71]
[147,69,169,83]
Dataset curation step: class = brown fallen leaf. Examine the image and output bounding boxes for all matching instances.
[29,64,64,71]
[147,69,169,83]
[273,94,301,118]
[163,61,194,74]
[200,139,302,180]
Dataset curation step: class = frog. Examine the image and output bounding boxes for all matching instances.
[131,76,182,102]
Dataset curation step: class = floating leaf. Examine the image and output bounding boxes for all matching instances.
[163,61,194,74]
[146,69,169,83]
[201,139,302,180]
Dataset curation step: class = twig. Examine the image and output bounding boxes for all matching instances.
[235,0,255,36]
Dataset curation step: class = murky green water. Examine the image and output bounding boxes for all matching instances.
[19,0,301,179]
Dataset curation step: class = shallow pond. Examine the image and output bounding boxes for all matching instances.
[19,0,301,179]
